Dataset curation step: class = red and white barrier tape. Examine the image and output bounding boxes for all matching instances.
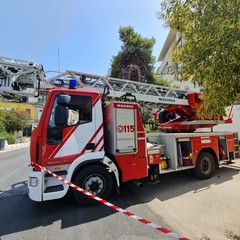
[33,163,190,240]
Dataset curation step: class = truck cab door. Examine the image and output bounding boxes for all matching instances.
[42,92,103,166]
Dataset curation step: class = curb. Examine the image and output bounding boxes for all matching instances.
[0,141,30,153]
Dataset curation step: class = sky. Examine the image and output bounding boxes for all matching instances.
[0,0,169,76]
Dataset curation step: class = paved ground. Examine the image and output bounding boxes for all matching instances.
[130,161,240,240]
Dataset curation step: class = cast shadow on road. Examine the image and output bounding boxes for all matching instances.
[128,162,240,202]
[0,181,142,237]
[0,164,239,238]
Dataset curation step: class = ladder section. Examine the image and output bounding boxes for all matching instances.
[0,56,45,97]
[0,55,191,108]
[46,69,190,108]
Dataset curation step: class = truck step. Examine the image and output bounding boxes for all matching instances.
[44,185,64,193]
[45,170,67,177]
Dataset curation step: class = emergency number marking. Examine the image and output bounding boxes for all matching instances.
[116,125,135,133]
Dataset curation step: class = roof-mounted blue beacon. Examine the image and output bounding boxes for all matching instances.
[69,79,78,89]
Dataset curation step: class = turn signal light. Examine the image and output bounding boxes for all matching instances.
[29,177,38,187]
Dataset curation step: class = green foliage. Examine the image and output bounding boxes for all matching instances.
[141,108,159,132]
[3,109,31,134]
[0,109,8,133]
[159,0,240,119]
[110,26,156,83]
[153,74,171,86]
[0,132,16,144]
[141,108,152,125]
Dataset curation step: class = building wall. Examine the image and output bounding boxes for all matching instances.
[156,29,199,91]
[0,102,35,119]
[213,105,240,137]
[157,45,174,75]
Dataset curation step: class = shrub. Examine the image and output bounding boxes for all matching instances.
[0,132,16,144]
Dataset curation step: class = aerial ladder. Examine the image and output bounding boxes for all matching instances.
[0,55,45,101]
[44,69,232,132]
[0,56,232,132]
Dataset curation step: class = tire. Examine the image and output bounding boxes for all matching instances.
[193,152,215,179]
[73,165,113,206]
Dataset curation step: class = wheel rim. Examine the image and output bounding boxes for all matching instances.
[202,158,210,173]
[83,174,105,195]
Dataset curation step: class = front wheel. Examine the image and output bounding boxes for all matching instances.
[73,165,113,206]
[193,152,215,179]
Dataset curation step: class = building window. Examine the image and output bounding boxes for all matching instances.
[177,36,183,45]
[161,62,170,74]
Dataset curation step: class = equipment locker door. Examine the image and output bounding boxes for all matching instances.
[115,108,137,153]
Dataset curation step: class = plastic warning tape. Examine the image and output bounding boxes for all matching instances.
[33,162,190,240]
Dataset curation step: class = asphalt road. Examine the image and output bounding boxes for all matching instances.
[0,148,178,240]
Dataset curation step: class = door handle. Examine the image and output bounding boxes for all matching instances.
[86,143,95,150]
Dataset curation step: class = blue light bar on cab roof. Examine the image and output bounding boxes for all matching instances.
[69,79,78,89]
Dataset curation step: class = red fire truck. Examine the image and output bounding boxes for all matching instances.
[25,70,239,205]
[3,56,236,206]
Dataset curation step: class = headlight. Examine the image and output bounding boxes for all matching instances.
[29,177,38,187]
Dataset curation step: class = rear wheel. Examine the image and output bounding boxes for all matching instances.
[73,165,113,206]
[193,152,215,179]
